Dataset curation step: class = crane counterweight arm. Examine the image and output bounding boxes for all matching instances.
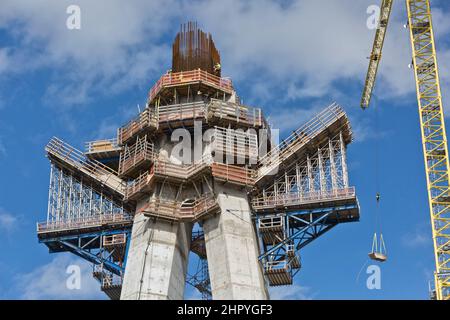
[361,0,394,109]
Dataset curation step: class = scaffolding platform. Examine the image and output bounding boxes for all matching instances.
[212,126,259,162]
[118,135,155,178]
[138,194,220,223]
[258,215,285,245]
[85,139,121,161]
[37,214,133,240]
[45,137,126,200]
[93,266,123,300]
[207,99,265,129]
[256,103,352,186]
[101,275,122,300]
[103,233,127,262]
[118,108,158,145]
[264,260,293,286]
[252,188,359,219]
[158,101,207,130]
[286,245,301,269]
[211,163,255,187]
[148,69,233,105]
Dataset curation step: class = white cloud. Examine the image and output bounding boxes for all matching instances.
[0,0,449,111]
[0,0,176,107]
[266,102,326,134]
[16,254,105,300]
[191,1,447,101]
[0,209,17,232]
[402,224,432,248]
[269,284,315,300]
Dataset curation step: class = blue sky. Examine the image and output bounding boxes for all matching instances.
[1,0,450,300]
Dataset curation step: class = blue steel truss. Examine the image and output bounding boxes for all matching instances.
[39,228,131,276]
[255,203,359,281]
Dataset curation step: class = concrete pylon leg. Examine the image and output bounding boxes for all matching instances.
[120,214,192,300]
[203,185,269,300]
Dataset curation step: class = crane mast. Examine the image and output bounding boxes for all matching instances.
[361,0,450,300]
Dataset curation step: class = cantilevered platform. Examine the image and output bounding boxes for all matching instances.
[37,214,133,240]
[46,137,126,200]
[252,187,359,218]
[124,159,256,202]
[85,139,122,161]
[137,193,220,223]
[255,103,352,186]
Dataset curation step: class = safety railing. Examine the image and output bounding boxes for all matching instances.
[158,101,207,124]
[138,193,219,222]
[103,233,127,247]
[124,170,153,201]
[208,99,263,128]
[152,156,212,181]
[125,157,255,201]
[119,136,155,177]
[211,162,255,186]
[251,187,356,211]
[118,108,158,145]
[178,194,220,221]
[37,213,132,233]
[46,137,126,196]
[148,69,233,103]
[85,138,120,154]
[101,274,123,288]
[212,126,259,161]
[264,259,291,272]
[258,215,284,230]
[256,103,349,179]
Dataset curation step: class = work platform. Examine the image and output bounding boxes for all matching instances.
[85,139,121,161]
[255,103,352,186]
[148,69,233,105]
[124,159,255,202]
[136,193,220,222]
[46,137,126,200]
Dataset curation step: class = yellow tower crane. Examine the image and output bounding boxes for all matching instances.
[361,0,450,300]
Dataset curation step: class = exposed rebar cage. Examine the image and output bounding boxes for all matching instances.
[172,22,221,76]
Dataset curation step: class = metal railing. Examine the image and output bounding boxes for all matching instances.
[252,187,356,210]
[212,126,259,161]
[85,138,120,154]
[37,213,132,233]
[211,162,255,186]
[208,99,263,127]
[46,137,126,196]
[264,259,291,272]
[103,233,127,247]
[148,69,233,102]
[138,193,219,222]
[158,101,207,123]
[118,108,158,145]
[119,136,155,176]
[257,103,349,177]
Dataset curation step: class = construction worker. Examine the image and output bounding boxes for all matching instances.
[213,62,221,74]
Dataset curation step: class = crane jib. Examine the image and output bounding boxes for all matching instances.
[361,0,450,300]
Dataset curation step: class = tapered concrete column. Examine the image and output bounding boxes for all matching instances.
[121,214,192,300]
[203,184,269,300]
